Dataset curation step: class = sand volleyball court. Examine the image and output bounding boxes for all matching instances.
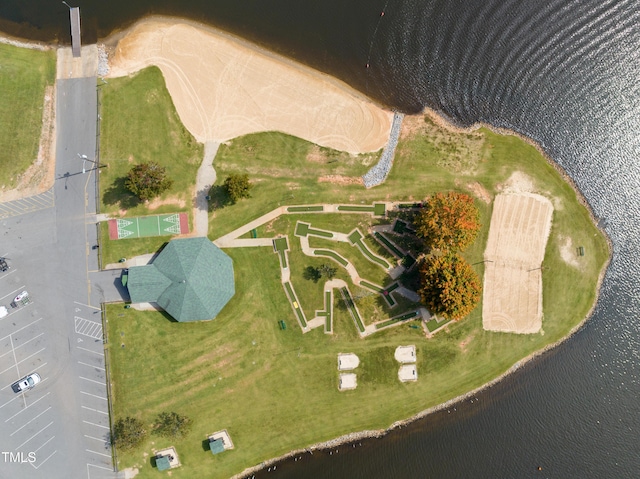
[482,193,553,334]
[107,19,392,153]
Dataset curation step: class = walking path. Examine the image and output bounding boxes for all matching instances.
[194,141,219,236]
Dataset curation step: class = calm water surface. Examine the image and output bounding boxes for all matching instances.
[2,1,639,477]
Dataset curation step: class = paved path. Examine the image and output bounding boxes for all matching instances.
[194,141,219,236]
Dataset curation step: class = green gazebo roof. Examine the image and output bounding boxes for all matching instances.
[156,455,171,471]
[209,438,225,454]
[127,238,235,322]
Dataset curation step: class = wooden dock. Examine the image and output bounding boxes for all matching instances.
[70,7,81,57]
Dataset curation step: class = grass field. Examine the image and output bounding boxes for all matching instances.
[0,44,55,189]
[99,67,203,216]
[104,80,609,478]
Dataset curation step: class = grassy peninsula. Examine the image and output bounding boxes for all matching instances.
[103,68,609,479]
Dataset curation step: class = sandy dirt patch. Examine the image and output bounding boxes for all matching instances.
[107,18,392,153]
[466,182,492,204]
[482,193,554,334]
[0,85,56,202]
[558,235,582,270]
[318,175,363,186]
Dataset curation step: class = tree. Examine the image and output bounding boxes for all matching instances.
[303,265,322,283]
[112,416,146,450]
[418,252,481,320]
[319,263,338,279]
[125,162,173,201]
[414,192,481,252]
[152,411,193,438]
[224,174,252,203]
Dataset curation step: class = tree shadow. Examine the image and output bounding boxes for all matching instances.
[207,185,231,212]
[303,266,321,283]
[102,177,140,210]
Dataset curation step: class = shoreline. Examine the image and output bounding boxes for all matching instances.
[231,110,613,479]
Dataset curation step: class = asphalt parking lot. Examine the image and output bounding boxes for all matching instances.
[0,253,117,478]
[0,75,121,479]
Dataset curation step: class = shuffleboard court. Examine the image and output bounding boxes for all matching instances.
[108,213,189,239]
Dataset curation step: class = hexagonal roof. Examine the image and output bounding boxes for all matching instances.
[127,238,235,321]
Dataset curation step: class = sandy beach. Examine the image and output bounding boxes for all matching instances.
[106,17,392,153]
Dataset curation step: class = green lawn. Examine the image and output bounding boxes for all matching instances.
[0,44,55,189]
[99,67,203,216]
[106,112,609,479]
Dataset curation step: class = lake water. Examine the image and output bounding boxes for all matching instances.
[2,1,639,477]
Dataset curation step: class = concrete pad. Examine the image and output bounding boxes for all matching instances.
[338,353,360,371]
[398,364,417,382]
[208,429,234,450]
[394,345,416,363]
[339,373,357,391]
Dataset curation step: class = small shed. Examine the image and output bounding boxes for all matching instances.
[209,438,225,455]
[208,429,234,454]
[156,455,171,471]
[154,446,180,470]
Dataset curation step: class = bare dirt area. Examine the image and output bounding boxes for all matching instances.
[318,175,364,186]
[0,85,56,202]
[482,193,554,334]
[107,18,392,154]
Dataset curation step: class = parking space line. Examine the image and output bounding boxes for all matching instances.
[0,394,21,409]
[10,406,52,436]
[88,463,113,473]
[83,420,109,430]
[33,435,55,453]
[0,347,46,375]
[0,284,26,302]
[80,376,105,385]
[77,346,104,356]
[15,421,53,449]
[84,434,106,442]
[86,449,111,458]
[82,405,108,415]
[9,334,20,378]
[74,301,101,311]
[32,449,57,470]
[81,391,107,400]
[0,268,17,281]
[78,361,105,371]
[0,317,43,342]
[4,392,50,422]
[0,333,44,360]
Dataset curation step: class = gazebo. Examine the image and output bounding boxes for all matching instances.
[126,237,235,321]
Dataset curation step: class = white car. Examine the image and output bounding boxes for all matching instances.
[0,306,7,318]
[14,291,28,303]
[12,372,41,393]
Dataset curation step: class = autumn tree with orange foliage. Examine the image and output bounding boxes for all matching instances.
[414,192,480,253]
[418,252,482,320]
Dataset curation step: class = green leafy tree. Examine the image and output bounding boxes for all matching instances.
[125,162,173,201]
[414,192,481,252]
[224,174,252,203]
[319,263,338,279]
[112,416,146,450]
[418,252,481,320]
[303,265,322,283]
[152,411,193,438]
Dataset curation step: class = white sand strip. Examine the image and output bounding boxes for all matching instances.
[107,18,392,153]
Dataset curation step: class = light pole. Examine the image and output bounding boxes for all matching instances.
[78,153,89,174]
[62,1,72,9]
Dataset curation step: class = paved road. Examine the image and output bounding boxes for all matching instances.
[0,76,122,478]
